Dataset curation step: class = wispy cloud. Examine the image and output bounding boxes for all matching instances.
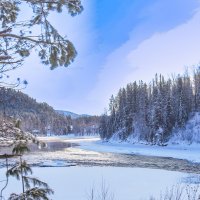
[8,0,200,115]
[89,7,200,114]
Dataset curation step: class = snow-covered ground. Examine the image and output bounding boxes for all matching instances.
[0,166,197,200]
[77,138,200,163]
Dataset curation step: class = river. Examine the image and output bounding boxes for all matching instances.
[0,136,200,200]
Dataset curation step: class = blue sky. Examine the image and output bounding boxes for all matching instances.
[11,0,200,115]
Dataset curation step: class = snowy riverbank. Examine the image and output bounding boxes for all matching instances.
[75,137,200,163]
[39,135,200,163]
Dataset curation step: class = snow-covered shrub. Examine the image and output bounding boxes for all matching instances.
[170,112,200,144]
[150,184,200,200]
[0,119,35,147]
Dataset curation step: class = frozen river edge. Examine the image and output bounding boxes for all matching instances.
[1,136,200,200]
[0,136,200,174]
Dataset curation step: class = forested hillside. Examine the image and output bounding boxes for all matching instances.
[72,116,100,135]
[56,110,91,119]
[0,88,100,135]
[99,68,200,144]
[0,88,72,135]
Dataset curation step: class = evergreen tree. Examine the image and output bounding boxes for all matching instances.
[0,120,53,200]
[99,69,200,144]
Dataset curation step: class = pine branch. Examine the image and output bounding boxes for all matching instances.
[7,160,32,180]
[9,187,54,200]
[23,176,49,189]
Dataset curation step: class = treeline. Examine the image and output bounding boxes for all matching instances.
[72,116,100,135]
[0,88,72,135]
[99,68,200,144]
[0,88,100,135]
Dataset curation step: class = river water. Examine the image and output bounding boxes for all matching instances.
[0,137,200,200]
[19,137,200,174]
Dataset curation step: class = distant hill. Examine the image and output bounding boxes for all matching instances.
[56,110,90,119]
[56,110,100,135]
[0,88,72,135]
[0,88,99,136]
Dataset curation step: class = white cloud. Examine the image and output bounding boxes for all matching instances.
[89,8,200,114]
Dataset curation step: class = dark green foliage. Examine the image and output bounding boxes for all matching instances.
[99,113,109,140]
[7,160,32,180]
[12,142,30,155]
[23,177,49,189]
[9,187,53,200]
[0,0,83,84]
[3,120,54,200]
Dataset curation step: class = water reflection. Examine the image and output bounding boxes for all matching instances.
[30,141,78,152]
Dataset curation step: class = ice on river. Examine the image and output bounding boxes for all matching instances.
[75,137,200,163]
[40,135,200,163]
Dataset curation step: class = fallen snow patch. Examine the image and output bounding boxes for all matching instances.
[0,166,194,200]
